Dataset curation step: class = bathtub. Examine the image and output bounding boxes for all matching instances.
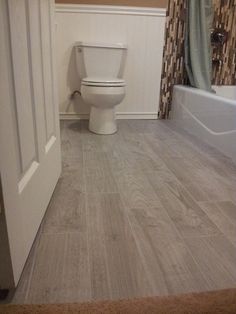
[171,85,236,163]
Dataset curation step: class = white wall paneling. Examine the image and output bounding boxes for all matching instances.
[55,4,166,119]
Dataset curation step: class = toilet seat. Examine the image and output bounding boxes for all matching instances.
[82,77,126,87]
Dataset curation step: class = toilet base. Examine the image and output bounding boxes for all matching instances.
[89,106,117,135]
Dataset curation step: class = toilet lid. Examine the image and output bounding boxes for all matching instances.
[82,77,126,87]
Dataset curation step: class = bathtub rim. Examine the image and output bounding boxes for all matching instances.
[173,85,236,105]
[171,84,236,164]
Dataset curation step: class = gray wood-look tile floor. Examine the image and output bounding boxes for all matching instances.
[11,120,236,304]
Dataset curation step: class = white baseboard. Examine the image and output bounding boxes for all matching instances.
[116,112,158,119]
[60,113,89,120]
[60,112,158,120]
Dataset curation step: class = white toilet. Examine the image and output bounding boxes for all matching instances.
[75,42,127,134]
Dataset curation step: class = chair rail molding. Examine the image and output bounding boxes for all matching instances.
[55,4,167,16]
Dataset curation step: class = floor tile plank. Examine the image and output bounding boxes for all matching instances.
[10,120,236,304]
[184,235,236,290]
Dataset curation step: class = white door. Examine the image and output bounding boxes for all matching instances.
[0,0,61,288]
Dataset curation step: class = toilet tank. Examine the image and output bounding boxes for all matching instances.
[75,42,127,80]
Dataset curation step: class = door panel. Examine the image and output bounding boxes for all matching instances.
[8,0,38,174]
[40,0,56,140]
[27,0,47,159]
[0,0,61,288]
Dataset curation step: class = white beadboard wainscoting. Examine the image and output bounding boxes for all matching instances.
[55,4,166,120]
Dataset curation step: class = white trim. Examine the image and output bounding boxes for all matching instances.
[60,113,89,120]
[60,112,158,120]
[117,112,158,119]
[55,4,166,17]
[76,41,127,49]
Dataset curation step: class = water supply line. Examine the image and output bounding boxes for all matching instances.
[70,90,81,99]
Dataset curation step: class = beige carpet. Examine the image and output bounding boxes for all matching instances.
[1,289,236,314]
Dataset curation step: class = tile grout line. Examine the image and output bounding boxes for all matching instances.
[82,134,93,300]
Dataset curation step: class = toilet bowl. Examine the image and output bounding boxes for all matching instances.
[75,42,127,135]
[81,77,125,134]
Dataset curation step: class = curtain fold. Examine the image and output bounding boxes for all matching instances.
[185,0,214,92]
